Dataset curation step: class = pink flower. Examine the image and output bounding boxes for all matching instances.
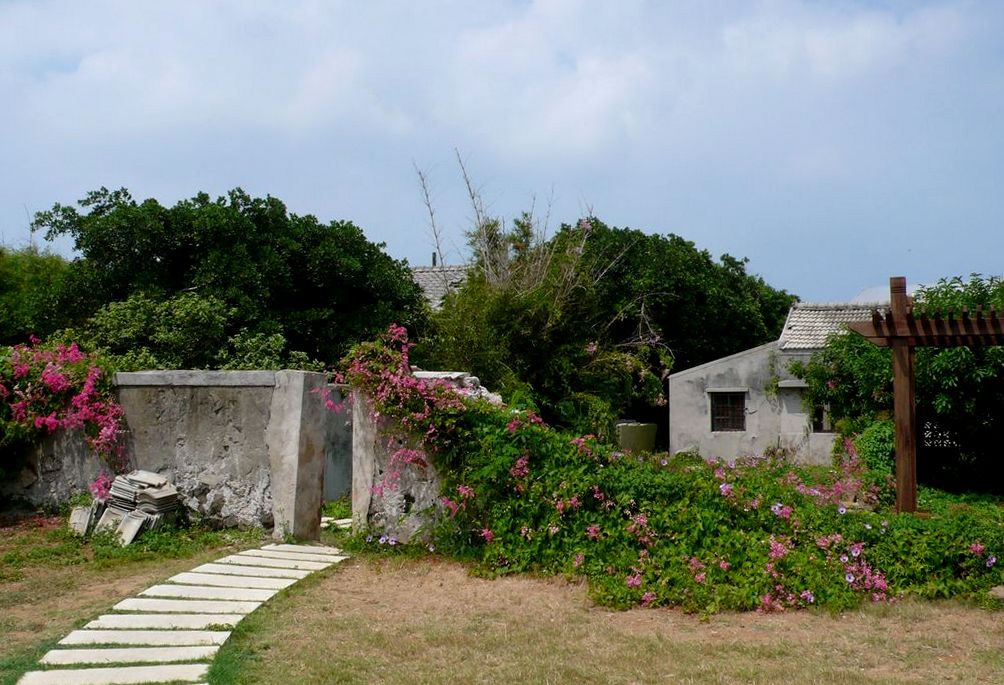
[719,560,730,571]
[626,572,642,588]
[641,591,656,606]
[457,484,475,499]
[510,454,530,478]
[573,553,584,568]
[586,524,601,540]
[694,572,706,583]
[481,528,494,544]
[970,542,986,556]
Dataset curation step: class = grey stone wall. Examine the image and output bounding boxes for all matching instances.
[1,429,102,508]
[2,371,352,537]
[117,371,277,529]
[351,390,441,543]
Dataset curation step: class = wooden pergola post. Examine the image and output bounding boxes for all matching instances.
[889,278,917,512]
[848,276,1004,514]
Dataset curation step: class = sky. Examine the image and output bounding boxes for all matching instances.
[2,0,1003,303]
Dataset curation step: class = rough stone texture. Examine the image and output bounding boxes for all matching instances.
[266,371,326,540]
[3,370,353,534]
[117,378,276,529]
[0,429,101,508]
[352,391,442,543]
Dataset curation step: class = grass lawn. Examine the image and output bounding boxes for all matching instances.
[211,552,1004,685]
[4,509,1003,685]
[0,510,266,685]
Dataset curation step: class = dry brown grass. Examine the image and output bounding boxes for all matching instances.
[216,556,1004,685]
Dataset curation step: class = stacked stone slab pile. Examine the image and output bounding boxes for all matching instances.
[16,543,348,685]
[89,471,182,544]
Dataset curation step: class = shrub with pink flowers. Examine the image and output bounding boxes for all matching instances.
[336,326,1004,613]
[1,337,126,480]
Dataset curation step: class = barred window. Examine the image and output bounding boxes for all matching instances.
[710,392,746,432]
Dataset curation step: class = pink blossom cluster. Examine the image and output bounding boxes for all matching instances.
[2,339,126,471]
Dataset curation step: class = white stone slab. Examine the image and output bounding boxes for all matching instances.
[60,630,230,646]
[17,663,208,684]
[263,543,343,555]
[215,554,329,571]
[41,645,218,665]
[240,548,343,563]
[113,598,261,614]
[168,572,296,590]
[192,562,310,579]
[84,614,243,630]
[140,585,276,602]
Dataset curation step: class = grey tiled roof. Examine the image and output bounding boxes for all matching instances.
[777,302,883,351]
[411,265,469,309]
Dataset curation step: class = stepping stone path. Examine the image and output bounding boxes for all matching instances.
[320,516,351,531]
[17,543,347,685]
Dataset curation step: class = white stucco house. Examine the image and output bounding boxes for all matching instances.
[667,303,878,464]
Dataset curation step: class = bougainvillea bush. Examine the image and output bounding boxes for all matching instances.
[0,337,125,481]
[341,327,1004,614]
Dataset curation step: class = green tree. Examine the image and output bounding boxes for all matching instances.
[792,274,1004,491]
[32,188,426,367]
[417,216,794,439]
[0,245,73,344]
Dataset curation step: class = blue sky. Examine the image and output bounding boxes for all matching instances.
[2,0,1002,302]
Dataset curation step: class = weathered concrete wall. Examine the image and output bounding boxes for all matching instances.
[266,371,329,540]
[3,371,352,537]
[352,391,442,543]
[668,343,836,464]
[1,429,101,508]
[117,371,276,528]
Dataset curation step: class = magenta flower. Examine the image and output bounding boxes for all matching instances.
[719,482,733,497]
[970,542,986,556]
[586,524,601,540]
[481,528,494,543]
[626,572,642,588]
[641,591,656,606]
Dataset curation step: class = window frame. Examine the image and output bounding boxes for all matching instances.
[708,390,747,432]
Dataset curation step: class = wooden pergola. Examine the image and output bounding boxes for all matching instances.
[847,276,1004,513]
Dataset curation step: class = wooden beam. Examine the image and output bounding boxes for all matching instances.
[890,277,918,513]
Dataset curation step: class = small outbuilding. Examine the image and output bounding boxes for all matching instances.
[667,303,877,464]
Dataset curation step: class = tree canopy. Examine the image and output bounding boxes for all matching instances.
[30,187,426,368]
[416,215,795,438]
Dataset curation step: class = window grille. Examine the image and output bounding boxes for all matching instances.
[710,392,746,431]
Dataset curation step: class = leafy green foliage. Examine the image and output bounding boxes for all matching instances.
[418,217,793,438]
[341,329,1004,614]
[792,274,1004,492]
[32,187,426,368]
[0,246,72,345]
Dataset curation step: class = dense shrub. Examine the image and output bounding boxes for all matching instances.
[417,216,792,438]
[341,327,1004,613]
[1,338,125,481]
[31,187,426,367]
